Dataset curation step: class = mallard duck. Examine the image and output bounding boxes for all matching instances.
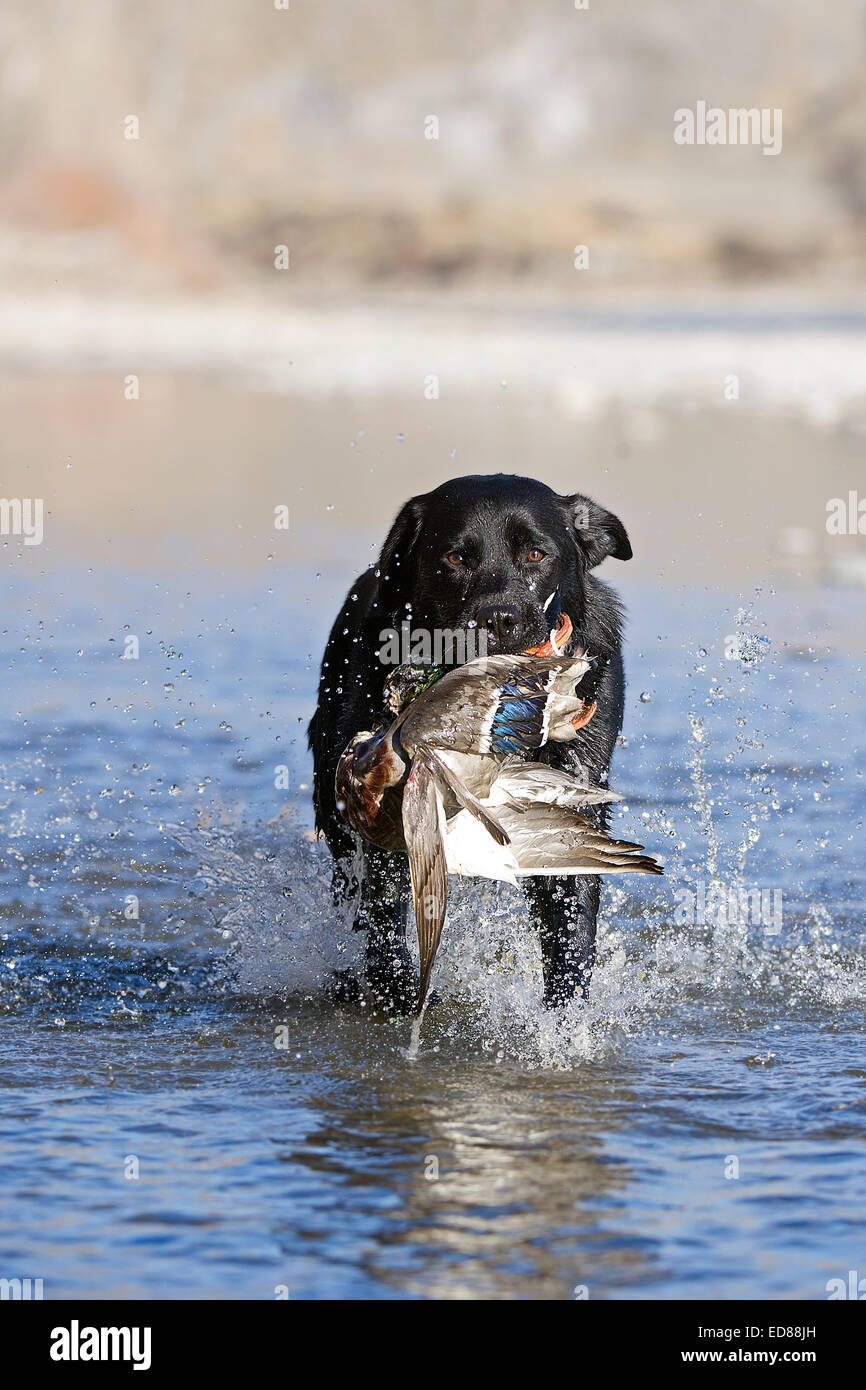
[335,615,662,1010]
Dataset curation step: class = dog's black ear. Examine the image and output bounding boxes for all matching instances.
[376,494,425,613]
[563,493,632,568]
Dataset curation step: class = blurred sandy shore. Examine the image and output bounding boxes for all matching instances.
[2,293,866,428]
[2,364,864,596]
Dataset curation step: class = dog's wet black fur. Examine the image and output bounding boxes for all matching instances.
[308,474,633,1013]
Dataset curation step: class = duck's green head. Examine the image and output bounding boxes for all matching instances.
[383,663,446,715]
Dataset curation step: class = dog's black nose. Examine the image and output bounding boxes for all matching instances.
[476,602,519,645]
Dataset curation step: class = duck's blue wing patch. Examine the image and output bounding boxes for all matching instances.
[490,672,551,754]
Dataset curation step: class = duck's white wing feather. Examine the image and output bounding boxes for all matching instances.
[442,808,521,885]
[434,749,500,798]
[489,760,623,811]
[418,745,510,845]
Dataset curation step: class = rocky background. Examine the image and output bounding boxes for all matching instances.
[2,0,865,298]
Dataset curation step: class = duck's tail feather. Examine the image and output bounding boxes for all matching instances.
[494,801,664,877]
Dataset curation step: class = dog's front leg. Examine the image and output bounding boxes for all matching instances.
[523,873,600,1007]
[356,844,417,1014]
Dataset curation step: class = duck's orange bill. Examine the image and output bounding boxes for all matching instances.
[524,612,573,657]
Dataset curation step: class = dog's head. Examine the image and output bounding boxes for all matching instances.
[375,474,631,660]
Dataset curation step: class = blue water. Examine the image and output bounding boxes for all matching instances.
[1,555,864,1300]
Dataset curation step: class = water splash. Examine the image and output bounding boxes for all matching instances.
[173,821,363,995]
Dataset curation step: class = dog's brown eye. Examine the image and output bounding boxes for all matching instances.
[445,551,463,567]
[527,547,545,563]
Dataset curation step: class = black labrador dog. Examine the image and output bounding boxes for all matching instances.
[308,474,632,1013]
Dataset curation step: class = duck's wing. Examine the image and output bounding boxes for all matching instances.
[400,653,595,757]
[402,754,449,1011]
[495,800,664,877]
[417,745,510,846]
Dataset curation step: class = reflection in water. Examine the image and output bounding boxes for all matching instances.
[275,1045,646,1299]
